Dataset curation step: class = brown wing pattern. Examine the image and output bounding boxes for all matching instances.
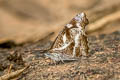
[50,28,66,49]
[49,27,74,55]
[80,35,89,56]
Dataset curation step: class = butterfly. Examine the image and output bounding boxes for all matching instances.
[44,12,89,62]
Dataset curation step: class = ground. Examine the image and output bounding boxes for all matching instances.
[0,30,120,80]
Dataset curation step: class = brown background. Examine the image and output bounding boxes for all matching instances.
[0,0,120,44]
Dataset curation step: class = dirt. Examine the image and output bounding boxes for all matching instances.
[0,30,120,80]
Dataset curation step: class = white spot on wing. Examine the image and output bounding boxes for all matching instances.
[75,34,80,46]
[76,23,81,28]
[66,24,73,28]
[81,12,85,17]
[53,42,71,51]
[63,34,66,43]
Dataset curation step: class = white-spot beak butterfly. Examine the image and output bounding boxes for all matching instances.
[45,12,89,62]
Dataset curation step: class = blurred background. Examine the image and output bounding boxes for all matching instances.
[0,0,120,47]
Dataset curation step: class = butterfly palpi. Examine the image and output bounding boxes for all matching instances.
[44,12,89,62]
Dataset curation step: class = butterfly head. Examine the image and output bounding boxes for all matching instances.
[66,12,89,29]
